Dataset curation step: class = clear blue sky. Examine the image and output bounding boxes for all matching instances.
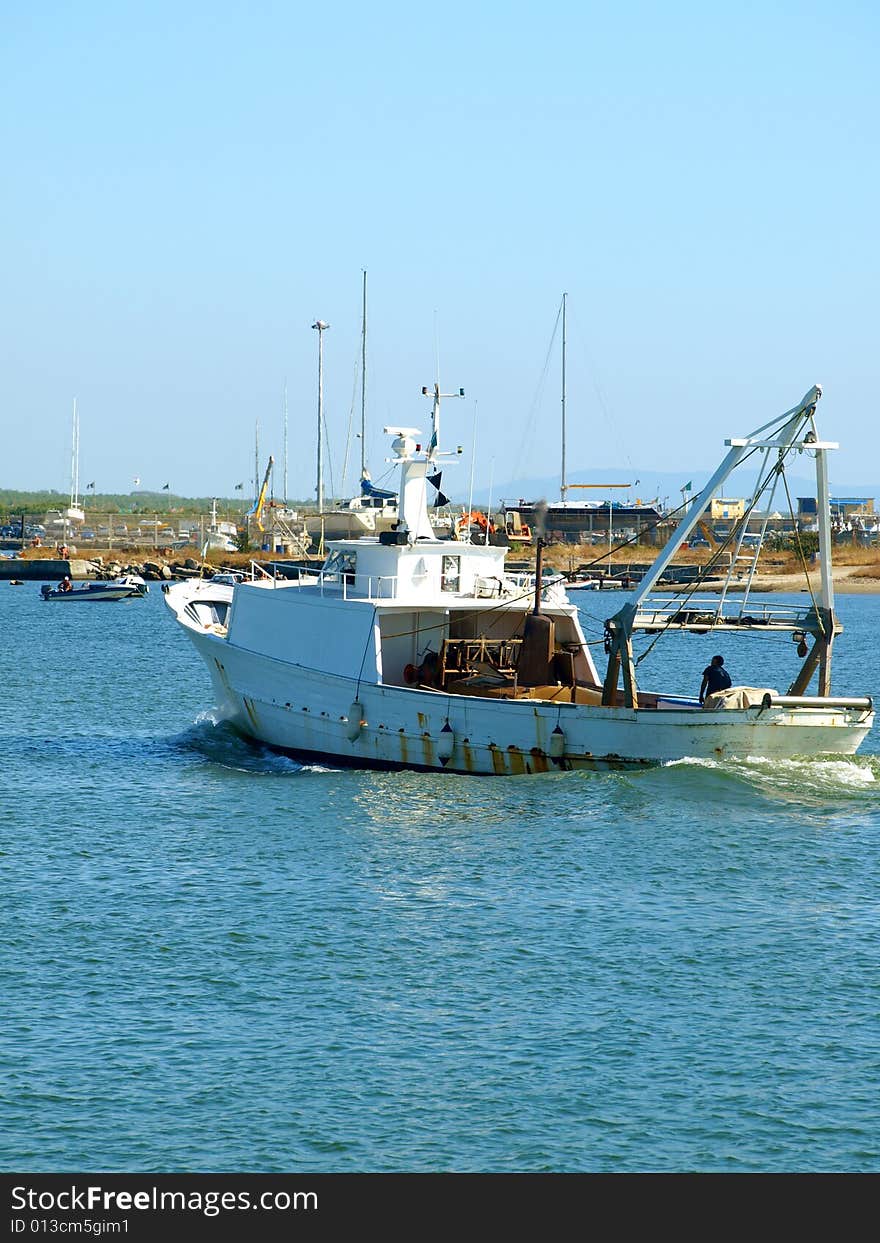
[2,0,878,503]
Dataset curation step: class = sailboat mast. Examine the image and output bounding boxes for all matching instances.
[312,319,330,511]
[561,292,567,500]
[360,270,367,478]
[70,397,79,509]
[282,382,288,504]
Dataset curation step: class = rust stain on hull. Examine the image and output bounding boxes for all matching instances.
[529,747,549,774]
[507,745,527,775]
[488,744,506,775]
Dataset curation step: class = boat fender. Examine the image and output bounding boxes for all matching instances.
[549,725,566,760]
[437,720,455,764]
[346,701,365,741]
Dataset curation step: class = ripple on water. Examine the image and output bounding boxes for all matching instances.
[2,587,880,1173]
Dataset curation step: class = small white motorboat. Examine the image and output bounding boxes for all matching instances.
[41,575,149,602]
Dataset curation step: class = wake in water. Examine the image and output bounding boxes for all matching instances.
[662,752,880,807]
[172,711,338,776]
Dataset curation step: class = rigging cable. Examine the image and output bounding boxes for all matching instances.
[340,355,361,498]
[779,458,825,636]
[508,301,563,492]
[631,434,817,669]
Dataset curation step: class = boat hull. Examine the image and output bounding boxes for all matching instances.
[184,629,873,775]
[40,583,147,601]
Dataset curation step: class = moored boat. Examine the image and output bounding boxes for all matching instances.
[163,384,873,774]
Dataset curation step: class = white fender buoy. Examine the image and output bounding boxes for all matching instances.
[438,719,455,765]
[346,701,365,741]
[549,724,566,759]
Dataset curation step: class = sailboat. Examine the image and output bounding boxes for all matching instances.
[305,275,455,542]
[502,296,661,544]
[46,400,86,541]
[67,400,85,525]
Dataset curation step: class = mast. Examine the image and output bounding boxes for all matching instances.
[423,382,464,461]
[282,382,288,504]
[815,444,835,617]
[312,320,330,511]
[814,434,838,696]
[70,397,79,510]
[360,270,367,478]
[254,420,260,506]
[561,292,567,500]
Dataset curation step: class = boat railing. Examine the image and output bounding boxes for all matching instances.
[251,562,400,600]
[354,574,399,600]
[634,593,820,633]
[248,562,568,604]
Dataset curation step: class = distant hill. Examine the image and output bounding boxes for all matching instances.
[0,488,309,514]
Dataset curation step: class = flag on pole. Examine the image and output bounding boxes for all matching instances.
[86,482,95,490]
[234,482,244,490]
[133,477,140,486]
[682,481,692,491]
[162,483,170,490]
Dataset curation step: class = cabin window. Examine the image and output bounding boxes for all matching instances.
[441,555,461,592]
[323,550,357,583]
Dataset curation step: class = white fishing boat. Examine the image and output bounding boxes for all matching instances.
[163,384,873,774]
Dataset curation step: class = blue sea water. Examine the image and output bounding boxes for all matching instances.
[1,580,878,1173]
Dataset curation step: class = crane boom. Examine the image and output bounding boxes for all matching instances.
[248,454,275,532]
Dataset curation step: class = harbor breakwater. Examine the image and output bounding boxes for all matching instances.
[0,555,218,582]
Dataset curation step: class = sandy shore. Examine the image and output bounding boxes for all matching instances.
[752,567,880,595]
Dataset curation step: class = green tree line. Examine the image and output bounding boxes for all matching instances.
[0,489,250,517]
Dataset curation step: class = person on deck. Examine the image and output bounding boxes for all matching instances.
[699,654,731,704]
